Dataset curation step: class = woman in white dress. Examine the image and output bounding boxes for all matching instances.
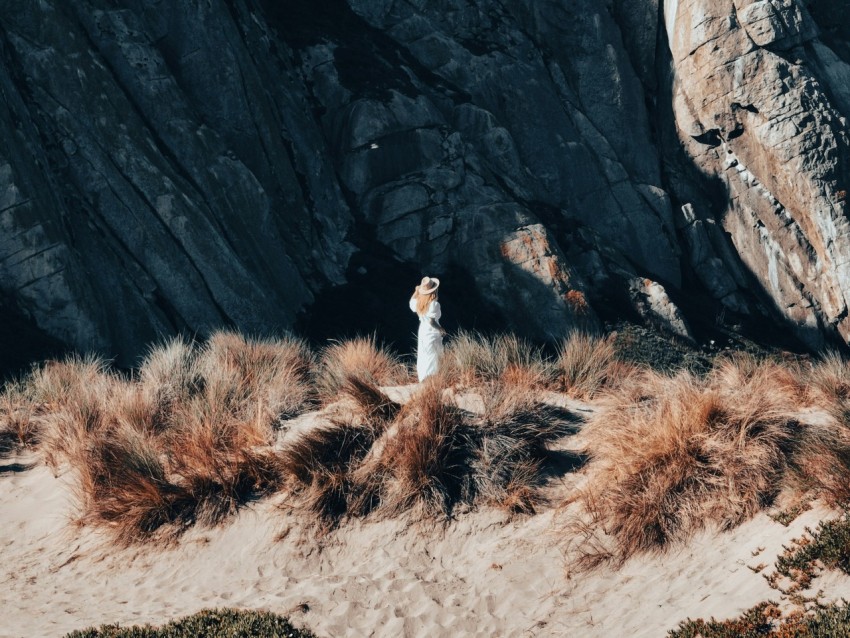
[409,276,445,382]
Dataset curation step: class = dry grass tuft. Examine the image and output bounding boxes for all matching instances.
[444,331,551,388]
[132,336,201,434]
[16,334,311,541]
[0,379,41,457]
[28,355,118,471]
[806,351,850,423]
[198,330,315,427]
[353,379,470,517]
[77,425,192,544]
[164,375,283,526]
[575,355,803,563]
[315,335,409,402]
[473,382,581,513]
[281,420,380,524]
[553,332,630,399]
[787,352,850,505]
[340,375,401,423]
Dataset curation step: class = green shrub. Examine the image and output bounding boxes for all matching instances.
[65,608,315,638]
[669,601,850,637]
[775,512,850,591]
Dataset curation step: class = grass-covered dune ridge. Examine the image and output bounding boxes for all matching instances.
[4,327,850,562]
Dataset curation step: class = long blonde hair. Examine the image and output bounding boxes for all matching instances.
[416,290,437,317]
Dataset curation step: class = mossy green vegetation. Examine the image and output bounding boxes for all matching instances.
[65,608,315,638]
[775,512,850,590]
[669,601,850,637]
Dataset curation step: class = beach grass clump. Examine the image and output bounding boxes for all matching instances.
[281,419,381,524]
[23,333,313,541]
[76,425,193,543]
[805,351,850,424]
[163,380,285,527]
[64,608,316,638]
[340,375,402,424]
[0,378,42,457]
[668,601,850,637]
[470,381,581,513]
[29,355,118,471]
[76,382,285,539]
[278,373,405,525]
[281,372,581,523]
[444,331,551,388]
[357,378,470,517]
[552,331,627,399]
[314,335,409,402]
[790,351,850,505]
[197,330,315,427]
[134,336,201,433]
[575,354,803,562]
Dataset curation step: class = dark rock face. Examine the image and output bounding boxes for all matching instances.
[1,0,849,364]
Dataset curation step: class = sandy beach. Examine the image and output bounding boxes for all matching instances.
[4,385,849,638]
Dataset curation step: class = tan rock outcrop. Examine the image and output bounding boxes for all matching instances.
[667,0,850,346]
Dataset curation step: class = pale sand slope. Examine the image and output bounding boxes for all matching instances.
[4,394,850,637]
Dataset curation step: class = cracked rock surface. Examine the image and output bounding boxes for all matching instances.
[0,0,848,362]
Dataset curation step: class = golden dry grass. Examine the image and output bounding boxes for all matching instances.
[76,425,193,544]
[18,329,850,558]
[788,352,850,505]
[573,354,807,564]
[359,378,469,516]
[443,331,552,388]
[553,331,633,399]
[197,330,315,426]
[0,378,41,456]
[7,334,311,541]
[281,420,381,525]
[29,355,118,471]
[315,335,409,402]
[472,382,576,513]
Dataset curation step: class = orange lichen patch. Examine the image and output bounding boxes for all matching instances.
[837,190,847,202]
[565,289,589,314]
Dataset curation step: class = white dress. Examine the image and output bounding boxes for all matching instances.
[409,297,443,381]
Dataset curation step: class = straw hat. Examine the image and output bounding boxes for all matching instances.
[417,276,440,295]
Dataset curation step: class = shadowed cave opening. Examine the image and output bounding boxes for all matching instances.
[295,247,507,358]
[0,299,68,382]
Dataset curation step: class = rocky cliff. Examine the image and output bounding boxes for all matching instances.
[0,0,848,365]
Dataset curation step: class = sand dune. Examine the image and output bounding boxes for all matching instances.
[4,385,850,638]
